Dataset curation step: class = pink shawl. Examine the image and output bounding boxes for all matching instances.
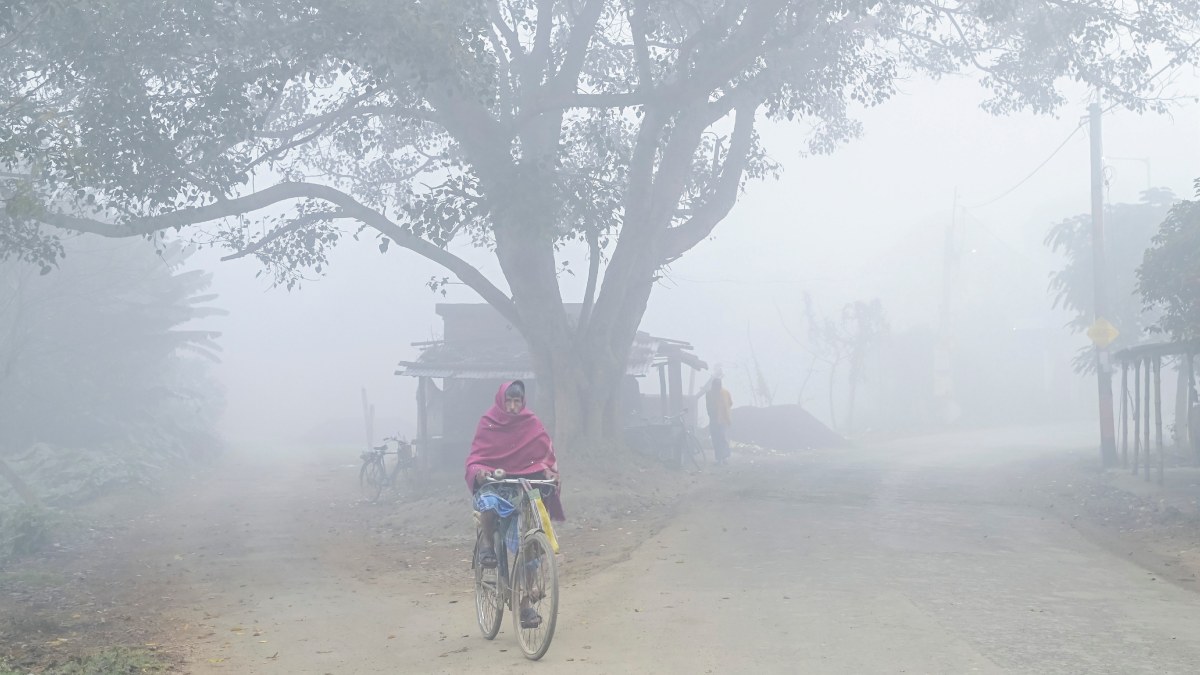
[464,381,565,521]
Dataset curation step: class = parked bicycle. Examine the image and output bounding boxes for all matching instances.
[472,472,560,661]
[626,410,706,470]
[666,409,706,470]
[358,436,416,503]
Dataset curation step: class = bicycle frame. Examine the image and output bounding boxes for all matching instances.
[472,476,561,659]
[472,477,559,587]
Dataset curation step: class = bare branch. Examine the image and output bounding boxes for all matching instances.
[219,210,345,262]
[260,104,439,140]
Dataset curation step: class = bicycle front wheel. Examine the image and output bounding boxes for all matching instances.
[473,531,504,639]
[359,458,385,502]
[511,531,559,660]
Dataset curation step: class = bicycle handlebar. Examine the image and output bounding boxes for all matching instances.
[473,474,559,496]
[483,477,558,486]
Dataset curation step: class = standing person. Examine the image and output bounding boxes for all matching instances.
[706,377,733,465]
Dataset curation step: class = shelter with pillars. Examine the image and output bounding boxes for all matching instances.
[396,304,707,469]
[1113,340,1199,484]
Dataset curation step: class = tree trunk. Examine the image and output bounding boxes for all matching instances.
[828,361,840,431]
[535,344,624,452]
[846,376,857,433]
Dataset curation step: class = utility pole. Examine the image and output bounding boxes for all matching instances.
[1088,101,1118,467]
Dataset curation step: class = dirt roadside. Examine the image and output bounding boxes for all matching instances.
[3,435,1200,672]
[1015,449,1200,590]
[0,443,709,672]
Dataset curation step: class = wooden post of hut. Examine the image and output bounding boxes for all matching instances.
[1113,360,1123,466]
[417,377,430,472]
[657,364,669,419]
[668,352,684,417]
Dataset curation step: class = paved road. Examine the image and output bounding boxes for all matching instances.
[178,427,1200,673]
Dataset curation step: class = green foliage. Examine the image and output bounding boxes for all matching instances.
[0,236,225,457]
[1138,182,1200,341]
[3,1,1198,435]
[1045,189,1176,370]
[16,648,170,675]
[2,1,1198,278]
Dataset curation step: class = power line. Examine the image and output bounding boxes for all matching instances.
[966,35,1200,210]
[964,121,1086,209]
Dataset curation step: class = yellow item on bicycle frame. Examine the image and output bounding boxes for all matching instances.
[530,492,560,554]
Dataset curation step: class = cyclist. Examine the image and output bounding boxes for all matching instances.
[465,380,564,570]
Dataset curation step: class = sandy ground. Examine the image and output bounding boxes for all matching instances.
[5,425,1200,674]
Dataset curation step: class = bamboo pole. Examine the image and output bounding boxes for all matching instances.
[1144,358,1152,482]
[1133,359,1142,475]
[1120,360,1129,469]
[1155,356,1164,485]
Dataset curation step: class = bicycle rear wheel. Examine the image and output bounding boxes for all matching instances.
[473,531,504,639]
[359,457,385,502]
[512,531,558,660]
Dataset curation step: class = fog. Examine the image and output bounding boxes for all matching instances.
[7,4,1200,671]
[198,73,1200,445]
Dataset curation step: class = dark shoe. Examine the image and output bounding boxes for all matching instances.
[478,549,498,569]
[520,606,542,629]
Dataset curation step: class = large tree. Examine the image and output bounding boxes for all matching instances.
[1046,188,1176,371]
[3,1,1199,446]
[1138,182,1200,342]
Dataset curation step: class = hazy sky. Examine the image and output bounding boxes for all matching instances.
[190,71,1200,445]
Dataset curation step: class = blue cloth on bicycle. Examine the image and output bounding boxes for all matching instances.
[474,492,516,518]
[474,486,521,554]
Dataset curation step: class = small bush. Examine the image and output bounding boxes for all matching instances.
[45,648,169,675]
[0,504,55,559]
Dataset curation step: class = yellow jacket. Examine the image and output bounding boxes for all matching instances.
[706,387,733,426]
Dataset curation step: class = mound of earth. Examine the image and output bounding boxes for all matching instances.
[728,405,846,451]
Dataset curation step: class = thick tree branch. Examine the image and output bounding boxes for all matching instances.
[26,182,521,327]
[550,0,606,93]
[488,2,523,60]
[662,103,756,261]
[486,22,517,119]
[530,0,556,83]
[625,0,654,89]
[577,227,601,333]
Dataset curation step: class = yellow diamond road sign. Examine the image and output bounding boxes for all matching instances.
[1087,318,1120,347]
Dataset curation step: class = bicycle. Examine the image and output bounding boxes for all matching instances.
[664,410,706,470]
[471,472,560,661]
[358,436,416,503]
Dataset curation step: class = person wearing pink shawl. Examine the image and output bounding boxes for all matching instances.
[466,380,564,570]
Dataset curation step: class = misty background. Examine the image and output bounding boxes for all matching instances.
[189,73,1200,447]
